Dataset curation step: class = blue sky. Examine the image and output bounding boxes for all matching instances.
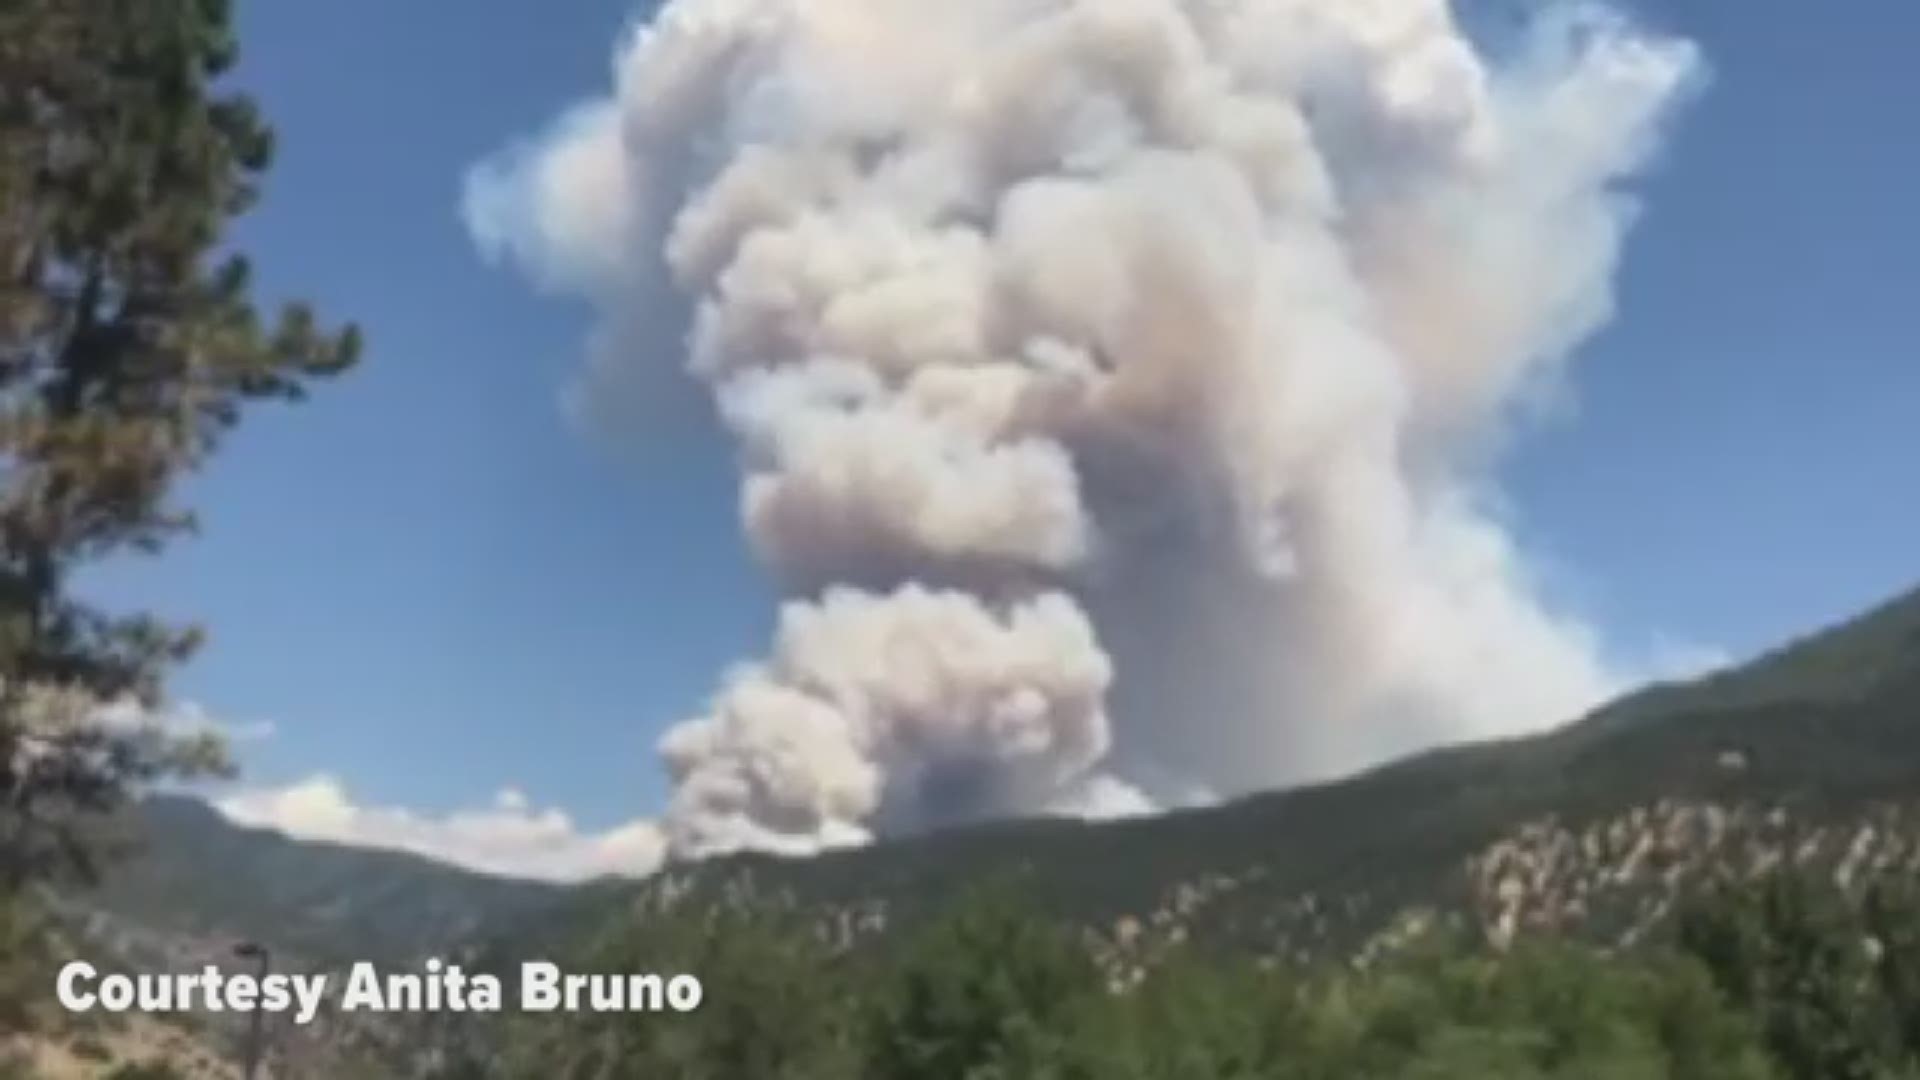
[84,0,1918,856]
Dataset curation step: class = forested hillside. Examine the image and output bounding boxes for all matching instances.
[17,584,1914,1077]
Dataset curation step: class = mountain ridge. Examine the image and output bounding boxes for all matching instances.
[30,580,1915,1077]
[622,580,1920,958]
[64,581,1920,968]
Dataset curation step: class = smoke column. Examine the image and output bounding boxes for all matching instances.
[466,0,1701,860]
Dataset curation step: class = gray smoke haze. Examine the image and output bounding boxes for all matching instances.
[465,0,1703,860]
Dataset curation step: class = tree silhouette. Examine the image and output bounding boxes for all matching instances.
[0,0,359,889]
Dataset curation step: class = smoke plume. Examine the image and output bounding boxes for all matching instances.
[466,0,1701,859]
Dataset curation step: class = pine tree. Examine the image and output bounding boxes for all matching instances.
[0,0,359,888]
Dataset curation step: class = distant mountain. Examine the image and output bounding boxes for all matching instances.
[62,583,1920,980]
[44,802,604,1078]
[63,796,590,971]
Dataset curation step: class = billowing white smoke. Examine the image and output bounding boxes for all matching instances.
[467,0,1700,859]
[658,586,1117,855]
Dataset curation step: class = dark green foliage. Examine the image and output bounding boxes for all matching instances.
[861,883,1102,1079]
[506,887,1781,1080]
[499,904,859,1080]
[1314,941,1774,1080]
[0,890,53,1035]
[0,0,359,889]
[1867,880,1920,1063]
[100,1062,188,1080]
[1680,871,1920,1079]
[1036,954,1313,1079]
